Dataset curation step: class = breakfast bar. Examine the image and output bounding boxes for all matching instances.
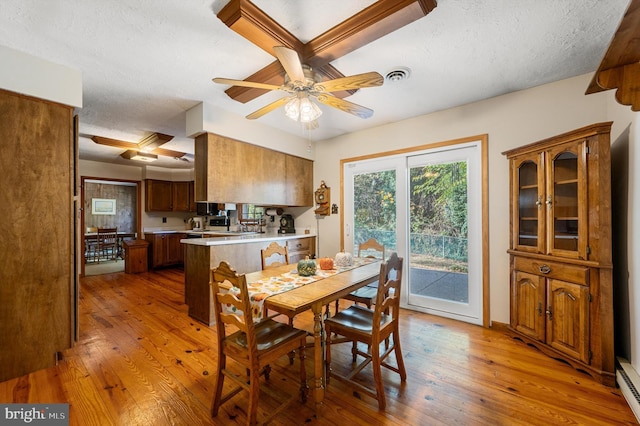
[181,232,316,325]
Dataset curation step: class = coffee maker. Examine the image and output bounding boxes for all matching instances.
[191,217,204,230]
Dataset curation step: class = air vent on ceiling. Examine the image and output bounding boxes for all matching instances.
[385,67,411,83]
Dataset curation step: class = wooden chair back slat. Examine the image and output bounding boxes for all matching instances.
[261,241,290,270]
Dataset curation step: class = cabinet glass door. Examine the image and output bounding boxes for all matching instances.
[514,156,544,253]
[546,142,587,259]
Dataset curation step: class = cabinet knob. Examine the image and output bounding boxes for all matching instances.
[539,264,551,274]
[546,195,552,209]
[537,302,543,316]
[535,196,542,208]
[546,305,553,320]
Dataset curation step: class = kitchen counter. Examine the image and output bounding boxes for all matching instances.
[180,231,314,245]
[182,232,316,325]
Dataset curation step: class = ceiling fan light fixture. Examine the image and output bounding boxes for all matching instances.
[299,97,322,123]
[121,150,158,162]
[285,93,322,124]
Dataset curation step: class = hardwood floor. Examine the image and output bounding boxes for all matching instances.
[0,268,636,425]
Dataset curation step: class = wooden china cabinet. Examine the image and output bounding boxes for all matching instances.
[502,122,614,386]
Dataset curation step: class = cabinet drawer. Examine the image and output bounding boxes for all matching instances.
[513,257,589,285]
[287,238,311,252]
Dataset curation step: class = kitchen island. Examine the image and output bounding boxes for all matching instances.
[181,232,316,325]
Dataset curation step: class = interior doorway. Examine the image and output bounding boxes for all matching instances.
[80,177,142,276]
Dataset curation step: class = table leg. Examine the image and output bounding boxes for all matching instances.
[313,308,325,414]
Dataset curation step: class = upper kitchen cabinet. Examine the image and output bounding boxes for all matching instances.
[145,179,195,212]
[286,154,313,206]
[195,132,313,206]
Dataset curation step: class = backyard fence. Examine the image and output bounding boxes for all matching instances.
[355,229,468,262]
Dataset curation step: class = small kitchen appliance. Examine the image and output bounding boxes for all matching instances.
[278,214,295,234]
[191,217,204,230]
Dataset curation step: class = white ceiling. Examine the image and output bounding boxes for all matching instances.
[0,0,630,169]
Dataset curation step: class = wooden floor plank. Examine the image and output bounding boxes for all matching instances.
[0,268,636,425]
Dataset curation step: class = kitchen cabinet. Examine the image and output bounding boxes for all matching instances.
[0,89,76,381]
[145,232,186,268]
[285,155,314,206]
[145,179,195,212]
[287,237,316,263]
[194,132,313,206]
[502,122,613,386]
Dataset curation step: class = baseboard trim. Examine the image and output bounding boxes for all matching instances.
[617,357,640,423]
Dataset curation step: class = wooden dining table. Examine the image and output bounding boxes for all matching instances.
[243,259,382,412]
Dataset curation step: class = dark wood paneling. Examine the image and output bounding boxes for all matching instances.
[84,182,137,232]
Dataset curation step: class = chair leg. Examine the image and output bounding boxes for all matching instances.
[325,326,333,385]
[393,329,407,381]
[298,340,308,403]
[351,340,358,363]
[211,354,226,417]
[247,367,261,425]
[371,343,386,410]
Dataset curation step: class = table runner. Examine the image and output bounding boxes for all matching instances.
[225,257,377,322]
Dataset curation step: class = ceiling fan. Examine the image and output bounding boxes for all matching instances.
[90,133,191,162]
[213,46,384,124]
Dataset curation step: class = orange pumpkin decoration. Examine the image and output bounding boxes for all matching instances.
[319,257,334,270]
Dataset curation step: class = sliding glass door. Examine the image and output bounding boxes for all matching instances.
[343,140,484,325]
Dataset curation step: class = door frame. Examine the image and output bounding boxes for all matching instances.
[80,176,142,277]
[340,134,490,327]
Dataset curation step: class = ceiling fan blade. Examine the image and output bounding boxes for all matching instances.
[213,77,283,91]
[313,72,384,93]
[246,96,292,120]
[91,135,137,149]
[273,46,305,83]
[315,94,374,119]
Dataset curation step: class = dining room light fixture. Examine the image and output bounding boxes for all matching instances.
[284,92,322,124]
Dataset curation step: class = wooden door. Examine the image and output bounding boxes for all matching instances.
[546,279,590,363]
[511,153,545,254]
[512,270,546,342]
[0,89,74,381]
[545,140,588,260]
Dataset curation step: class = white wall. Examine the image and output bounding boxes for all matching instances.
[313,73,633,326]
[0,45,82,107]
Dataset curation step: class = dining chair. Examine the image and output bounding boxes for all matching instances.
[261,241,290,270]
[325,252,406,410]
[337,238,386,312]
[97,227,118,263]
[84,227,99,263]
[210,261,308,425]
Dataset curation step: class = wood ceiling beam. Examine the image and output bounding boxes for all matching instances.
[585,0,640,111]
[304,0,437,67]
[217,0,437,104]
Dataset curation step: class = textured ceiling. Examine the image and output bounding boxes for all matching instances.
[0,0,630,169]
